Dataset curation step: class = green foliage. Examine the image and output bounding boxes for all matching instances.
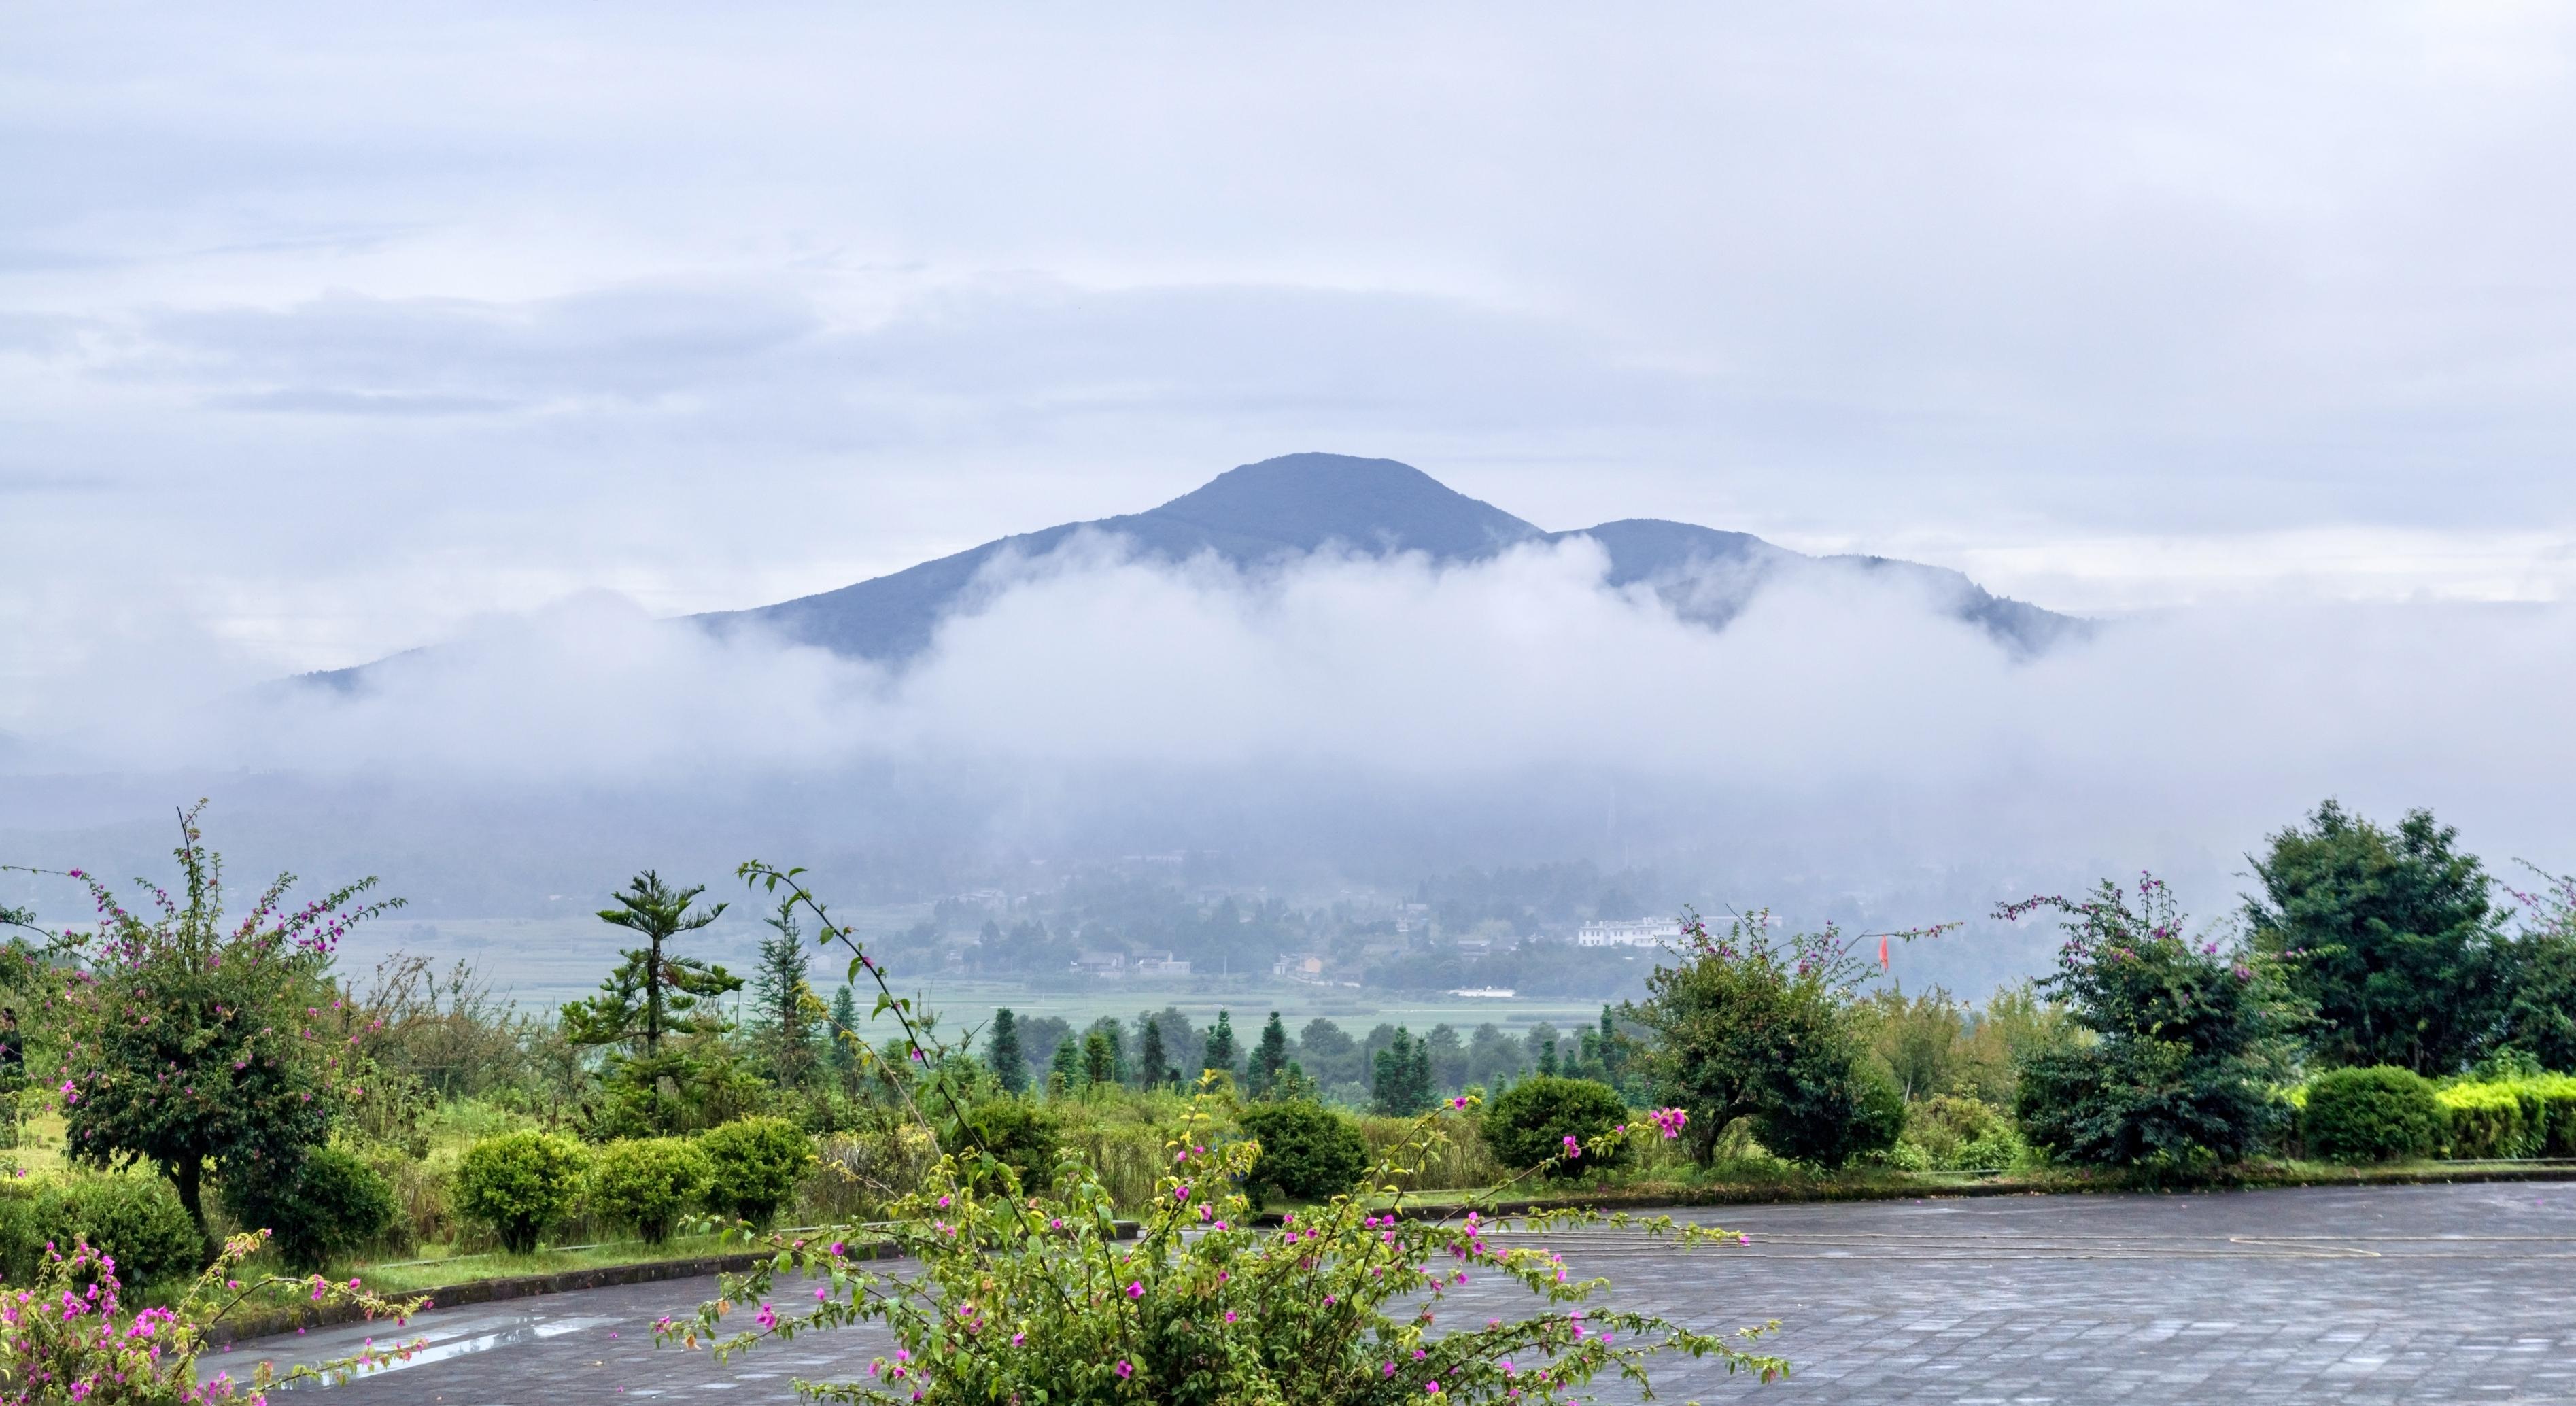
[1237,1098,1367,1203]
[1201,1010,1239,1078]
[454,1130,589,1254]
[2301,1065,2442,1163]
[1370,1027,1436,1116]
[2010,876,2295,1169]
[1082,1027,1119,1088]
[1247,1011,1291,1098]
[984,1009,1027,1095]
[54,804,398,1238]
[0,1230,424,1403]
[589,1136,711,1245]
[2503,868,2576,1071]
[227,1144,398,1271]
[698,1117,815,1227]
[959,1099,1061,1192]
[1134,1013,1172,1091]
[1627,909,1902,1169]
[2435,1075,2576,1159]
[1480,1076,1632,1178]
[0,1175,203,1288]
[2247,801,2508,1075]
[750,897,819,1086]
[562,872,748,1134]
[664,1084,1784,1403]
[1897,1096,2026,1171]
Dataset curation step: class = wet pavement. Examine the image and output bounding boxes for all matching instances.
[237,1180,2576,1403]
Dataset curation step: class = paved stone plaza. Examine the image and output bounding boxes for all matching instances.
[243,1181,2576,1403]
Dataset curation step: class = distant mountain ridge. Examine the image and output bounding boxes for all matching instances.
[305,452,2080,691]
[692,451,2083,662]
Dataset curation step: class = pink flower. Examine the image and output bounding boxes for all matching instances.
[1115,1360,1133,1379]
[1561,1135,1582,1159]
[1426,1382,1442,1395]
[1450,1095,1469,1108]
[755,1304,776,1329]
[1011,1331,1025,1347]
[1127,1281,1144,1299]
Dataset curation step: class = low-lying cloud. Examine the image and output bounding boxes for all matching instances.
[20,534,2575,872]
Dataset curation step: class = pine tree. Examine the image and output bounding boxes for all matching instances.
[987,1008,1027,1095]
[1538,1037,1560,1077]
[1082,1029,1118,1088]
[1136,1015,1172,1090]
[562,872,739,1060]
[1048,1035,1082,1097]
[750,897,816,1086]
[1203,1010,1239,1079]
[826,984,861,1082]
[1084,1017,1128,1085]
[1372,1027,1436,1116]
[1248,1011,1291,1098]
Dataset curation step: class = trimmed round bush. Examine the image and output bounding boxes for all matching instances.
[455,1131,588,1254]
[2305,1065,2442,1163]
[1480,1076,1633,1179]
[1,1176,205,1288]
[226,1145,399,1271]
[699,1118,815,1227]
[589,1137,710,1245]
[960,1099,1061,1192]
[1238,1099,1368,1204]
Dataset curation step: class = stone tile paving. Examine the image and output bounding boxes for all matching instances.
[241,1181,2576,1403]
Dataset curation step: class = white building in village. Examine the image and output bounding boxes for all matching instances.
[1575,918,1684,949]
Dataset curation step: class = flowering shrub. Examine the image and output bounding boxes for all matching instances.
[0,1229,423,1404]
[658,863,1785,1403]
[1478,1078,1632,1181]
[46,804,400,1237]
[2004,874,2295,1169]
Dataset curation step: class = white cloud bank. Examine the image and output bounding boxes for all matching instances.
[19,535,2572,882]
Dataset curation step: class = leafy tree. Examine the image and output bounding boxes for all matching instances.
[2246,801,2508,1074]
[1083,1017,1128,1085]
[749,897,817,1085]
[1247,1011,1291,1097]
[985,1008,1027,1094]
[1202,1010,1239,1080]
[1134,1014,1172,1090]
[1296,1018,1360,1088]
[1424,1022,1467,1093]
[1626,908,1905,1169]
[51,805,399,1241]
[1371,1027,1435,1116]
[2501,867,2576,1071]
[2011,876,2295,1169]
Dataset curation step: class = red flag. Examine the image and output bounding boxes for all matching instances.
[1878,933,1890,971]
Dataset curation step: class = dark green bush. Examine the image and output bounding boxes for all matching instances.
[959,1099,1060,1192]
[2303,1065,2442,1164]
[589,1137,710,1245]
[1238,1099,1368,1203]
[699,1118,815,1227]
[455,1131,588,1254]
[0,1176,203,1288]
[1480,1077,1632,1179]
[226,1145,399,1271]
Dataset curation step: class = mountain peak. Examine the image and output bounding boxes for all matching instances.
[1140,452,1541,558]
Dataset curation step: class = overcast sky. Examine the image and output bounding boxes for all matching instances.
[7,3,2576,727]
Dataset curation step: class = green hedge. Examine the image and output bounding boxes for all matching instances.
[2436,1076,2576,1159]
[2303,1066,2441,1163]
[0,1175,203,1288]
